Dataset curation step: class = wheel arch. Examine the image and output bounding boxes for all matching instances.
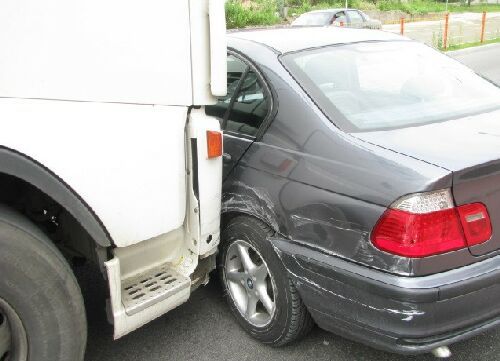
[0,146,113,248]
[221,180,283,237]
[221,209,280,236]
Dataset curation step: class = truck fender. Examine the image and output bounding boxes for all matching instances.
[0,147,113,247]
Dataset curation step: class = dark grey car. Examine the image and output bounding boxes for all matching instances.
[209,27,500,356]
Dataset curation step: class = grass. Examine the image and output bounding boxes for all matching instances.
[443,37,500,51]
[226,0,500,28]
[377,1,500,15]
[291,1,500,16]
[226,0,281,29]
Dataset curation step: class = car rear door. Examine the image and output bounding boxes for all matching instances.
[206,52,273,180]
[346,10,365,28]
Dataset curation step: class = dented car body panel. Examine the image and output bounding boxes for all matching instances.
[220,28,500,354]
[272,238,500,354]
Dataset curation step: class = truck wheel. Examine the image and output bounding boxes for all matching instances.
[219,216,314,346]
[0,207,87,361]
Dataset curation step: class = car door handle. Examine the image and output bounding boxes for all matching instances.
[223,153,232,163]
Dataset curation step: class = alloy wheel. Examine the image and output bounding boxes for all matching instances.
[224,239,277,327]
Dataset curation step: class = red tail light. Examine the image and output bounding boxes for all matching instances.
[457,203,492,246]
[371,208,466,257]
[371,190,492,258]
[206,131,222,159]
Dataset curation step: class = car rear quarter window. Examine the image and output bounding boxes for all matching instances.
[206,55,248,121]
[225,70,270,137]
[206,53,270,137]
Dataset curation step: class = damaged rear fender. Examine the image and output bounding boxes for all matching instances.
[221,181,281,235]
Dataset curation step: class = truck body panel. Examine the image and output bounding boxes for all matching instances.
[0,98,188,247]
[0,0,222,106]
[0,0,227,348]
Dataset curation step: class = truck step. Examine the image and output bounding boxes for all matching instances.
[105,258,191,339]
[122,265,189,315]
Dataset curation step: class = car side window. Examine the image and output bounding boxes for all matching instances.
[346,10,364,24]
[224,69,269,137]
[205,55,248,121]
[332,11,346,23]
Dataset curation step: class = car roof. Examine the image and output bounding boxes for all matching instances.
[304,8,357,14]
[228,27,405,54]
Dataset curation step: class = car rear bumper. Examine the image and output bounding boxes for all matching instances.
[271,238,500,354]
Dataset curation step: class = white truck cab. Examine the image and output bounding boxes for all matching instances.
[0,1,227,359]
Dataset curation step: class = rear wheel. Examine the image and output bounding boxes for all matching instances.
[224,238,277,328]
[0,207,87,361]
[219,216,314,346]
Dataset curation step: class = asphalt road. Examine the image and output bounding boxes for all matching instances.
[82,44,500,361]
[449,43,500,85]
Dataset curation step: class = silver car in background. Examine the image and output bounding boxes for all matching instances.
[292,9,382,29]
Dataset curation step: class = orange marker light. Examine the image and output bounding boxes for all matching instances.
[206,131,222,159]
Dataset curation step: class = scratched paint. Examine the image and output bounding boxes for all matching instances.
[271,243,424,322]
[222,181,280,233]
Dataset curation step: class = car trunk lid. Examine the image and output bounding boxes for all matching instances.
[354,108,500,256]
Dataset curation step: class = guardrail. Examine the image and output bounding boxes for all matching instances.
[384,11,500,49]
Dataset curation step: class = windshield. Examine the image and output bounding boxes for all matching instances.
[292,12,332,26]
[282,41,500,132]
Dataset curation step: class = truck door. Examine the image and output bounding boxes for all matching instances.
[206,53,272,179]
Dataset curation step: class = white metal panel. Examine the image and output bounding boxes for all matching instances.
[105,257,190,339]
[0,0,193,105]
[189,0,215,106]
[208,0,228,97]
[187,109,222,256]
[189,0,227,105]
[0,98,187,247]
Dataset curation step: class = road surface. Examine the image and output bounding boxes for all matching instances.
[80,264,500,361]
[83,44,500,361]
[449,43,500,85]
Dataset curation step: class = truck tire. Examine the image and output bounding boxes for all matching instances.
[0,206,87,361]
[219,216,314,346]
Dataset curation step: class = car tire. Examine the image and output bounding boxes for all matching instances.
[0,207,87,361]
[219,215,314,346]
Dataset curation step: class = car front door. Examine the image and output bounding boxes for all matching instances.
[206,52,272,180]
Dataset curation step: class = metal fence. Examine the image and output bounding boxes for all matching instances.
[382,12,500,48]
